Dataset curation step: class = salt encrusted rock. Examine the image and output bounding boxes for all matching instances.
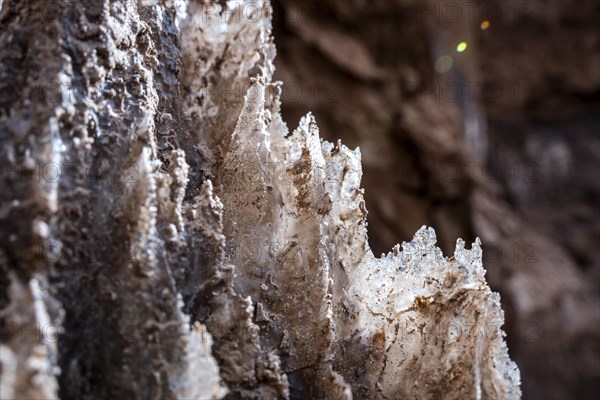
[0,276,59,400]
[0,0,520,399]
[214,76,520,398]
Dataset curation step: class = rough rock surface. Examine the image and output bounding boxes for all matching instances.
[1,1,520,399]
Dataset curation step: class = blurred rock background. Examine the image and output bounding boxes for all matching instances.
[272,0,600,398]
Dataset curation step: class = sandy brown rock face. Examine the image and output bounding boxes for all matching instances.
[1,1,520,399]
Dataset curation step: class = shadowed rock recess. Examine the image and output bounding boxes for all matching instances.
[0,1,520,399]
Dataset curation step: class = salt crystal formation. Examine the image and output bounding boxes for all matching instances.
[0,0,520,399]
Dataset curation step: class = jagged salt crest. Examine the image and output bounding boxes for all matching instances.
[212,76,521,397]
[206,1,522,395]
